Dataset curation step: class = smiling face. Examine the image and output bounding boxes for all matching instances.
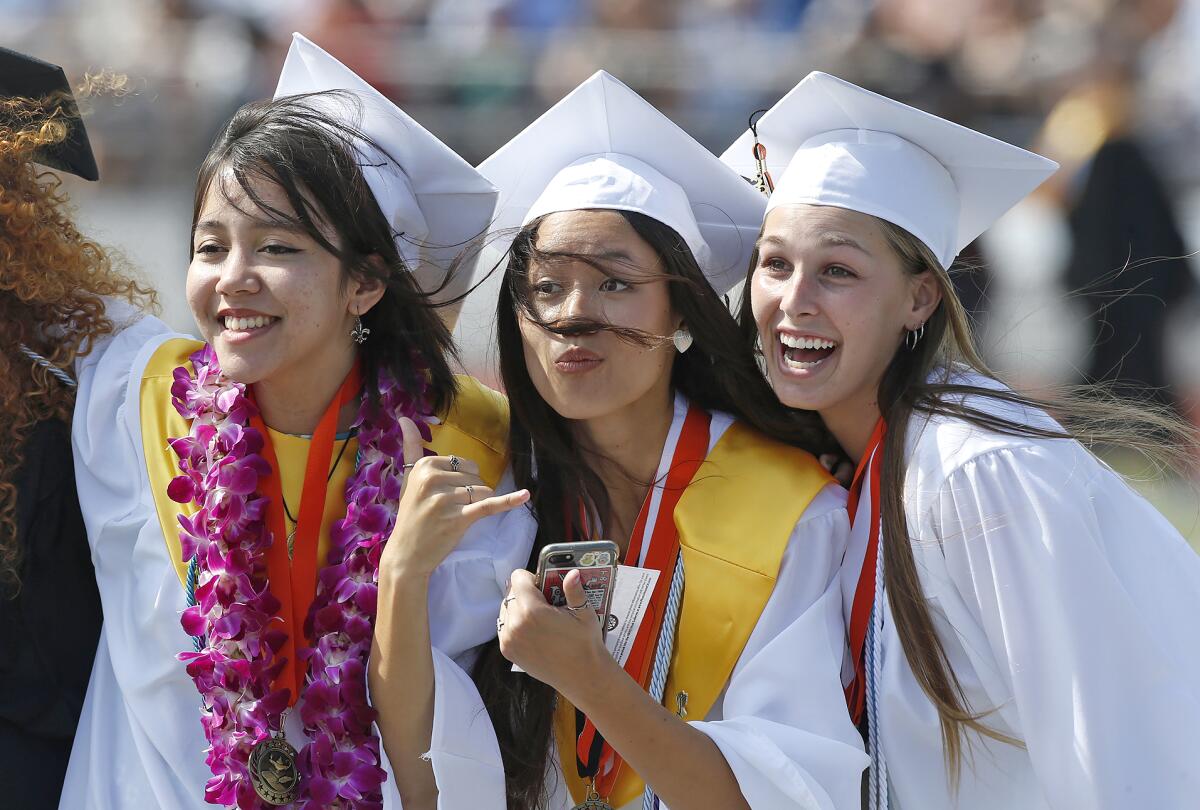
[516,210,681,423]
[749,204,941,424]
[186,168,381,389]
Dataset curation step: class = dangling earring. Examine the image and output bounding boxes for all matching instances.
[749,109,775,196]
[905,321,926,350]
[672,327,694,353]
[350,314,371,345]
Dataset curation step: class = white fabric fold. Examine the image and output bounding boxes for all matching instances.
[841,369,1200,809]
[63,315,206,809]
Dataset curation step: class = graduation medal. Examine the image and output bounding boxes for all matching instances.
[571,783,614,810]
[249,733,300,806]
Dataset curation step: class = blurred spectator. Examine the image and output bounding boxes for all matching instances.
[1066,135,1196,408]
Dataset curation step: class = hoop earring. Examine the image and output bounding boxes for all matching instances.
[350,315,371,345]
[672,327,693,353]
[905,322,926,350]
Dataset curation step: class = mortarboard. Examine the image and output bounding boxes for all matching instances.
[274,33,498,289]
[0,47,99,181]
[478,70,766,293]
[721,72,1058,269]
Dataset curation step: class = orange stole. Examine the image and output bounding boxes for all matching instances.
[553,420,832,808]
[137,338,510,589]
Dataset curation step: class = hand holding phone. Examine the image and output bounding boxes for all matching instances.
[534,541,618,634]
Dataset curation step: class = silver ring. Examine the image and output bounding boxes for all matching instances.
[565,601,589,613]
[402,462,417,471]
[502,595,517,608]
[449,456,461,472]
[465,485,474,504]
[496,617,504,632]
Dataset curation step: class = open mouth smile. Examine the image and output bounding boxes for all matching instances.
[778,332,838,373]
[218,310,281,341]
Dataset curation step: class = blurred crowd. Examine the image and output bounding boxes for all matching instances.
[6,0,1200,429]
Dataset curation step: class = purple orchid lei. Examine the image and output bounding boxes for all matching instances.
[168,344,432,809]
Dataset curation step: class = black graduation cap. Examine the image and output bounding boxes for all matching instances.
[0,46,99,181]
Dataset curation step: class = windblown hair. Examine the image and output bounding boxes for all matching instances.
[0,93,155,594]
[738,213,1197,786]
[473,209,838,808]
[192,93,459,414]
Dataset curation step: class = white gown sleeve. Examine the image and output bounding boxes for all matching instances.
[374,645,508,810]
[426,473,534,663]
[62,315,212,809]
[933,443,1200,809]
[691,484,869,810]
[375,502,535,809]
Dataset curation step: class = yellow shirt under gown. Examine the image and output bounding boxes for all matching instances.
[62,319,521,809]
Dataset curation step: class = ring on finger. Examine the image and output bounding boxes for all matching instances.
[402,462,417,471]
[465,485,474,504]
[449,455,461,473]
[502,595,517,608]
[496,617,504,632]
[565,600,589,613]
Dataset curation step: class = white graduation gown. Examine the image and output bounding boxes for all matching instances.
[62,314,525,809]
[422,395,869,810]
[841,370,1200,809]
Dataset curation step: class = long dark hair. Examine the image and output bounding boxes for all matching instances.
[472,209,837,808]
[738,214,1197,786]
[191,93,457,413]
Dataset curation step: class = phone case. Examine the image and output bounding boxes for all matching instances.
[535,541,619,628]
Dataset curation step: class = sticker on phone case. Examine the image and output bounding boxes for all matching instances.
[540,566,614,611]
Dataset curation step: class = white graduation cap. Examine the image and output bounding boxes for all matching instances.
[721,72,1058,269]
[477,70,767,293]
[274,33,498,291]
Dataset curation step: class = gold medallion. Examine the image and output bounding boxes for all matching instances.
[571,800,614,810]
[572,783,614,810]
[249,735,300,806]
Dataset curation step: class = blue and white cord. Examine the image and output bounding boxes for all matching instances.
[642,552,685,810]
[185,555,204,651]
[866,526,889,810]
[18,343,77,388]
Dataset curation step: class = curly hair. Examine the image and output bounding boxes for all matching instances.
[0,92,155,594]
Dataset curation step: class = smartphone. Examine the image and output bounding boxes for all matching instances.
[535,541,619,632]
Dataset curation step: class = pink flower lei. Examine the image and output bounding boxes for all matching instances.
[168,344,432,809]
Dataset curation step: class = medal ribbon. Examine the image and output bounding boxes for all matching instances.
[250,361,363,705]
[572,403,712,798]
[845,418,886,724]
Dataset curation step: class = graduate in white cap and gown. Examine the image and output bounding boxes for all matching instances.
[374,69,868,810]
[62,34,531,809]
[724,71,1200,810]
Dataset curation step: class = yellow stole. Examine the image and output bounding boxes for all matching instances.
[138,338,509,588]
[553,421,832,808]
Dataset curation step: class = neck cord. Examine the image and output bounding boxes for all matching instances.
[18,343,77,388]
[867,524,889,810]
[641,553,686,810]
[280,432,354,557]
